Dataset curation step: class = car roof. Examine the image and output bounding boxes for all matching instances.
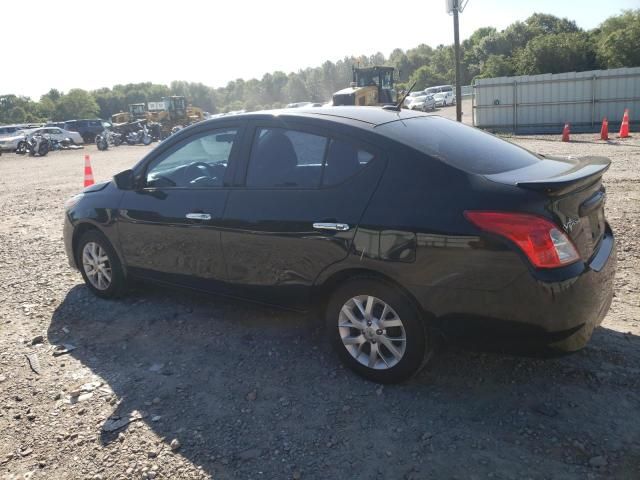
[211,106,434,129]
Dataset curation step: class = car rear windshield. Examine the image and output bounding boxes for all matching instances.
[377,116,540,174]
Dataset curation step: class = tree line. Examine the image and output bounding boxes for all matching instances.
[1,10,637,125]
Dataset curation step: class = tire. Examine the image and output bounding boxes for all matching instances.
[38,142,49,156]
[75,229,127,299]
[325,277,431,383]
[142,134,152,146]
[96,137,108,151]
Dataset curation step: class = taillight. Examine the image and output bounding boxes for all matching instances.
[464,211,580,269]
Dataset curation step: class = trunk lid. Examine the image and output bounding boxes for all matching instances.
[485,155,610,261]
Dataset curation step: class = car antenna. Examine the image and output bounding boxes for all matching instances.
[383,82,416,112]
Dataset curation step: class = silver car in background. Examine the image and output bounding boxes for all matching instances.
[408,94,436,111]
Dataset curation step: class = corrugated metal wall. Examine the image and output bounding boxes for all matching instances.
[472,67,640,133]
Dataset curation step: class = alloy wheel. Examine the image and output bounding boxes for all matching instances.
[338,295,407,370]
[82,242,112,290]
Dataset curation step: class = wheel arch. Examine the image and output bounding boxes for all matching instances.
[313,267,431,323]
[71,222,126,275]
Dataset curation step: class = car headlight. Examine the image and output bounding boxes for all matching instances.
[64,193,84,210]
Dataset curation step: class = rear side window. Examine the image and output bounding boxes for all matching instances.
[378,117,539,174]
[246,128,374,188]
[323,139,374,186]
[247,128,327,188]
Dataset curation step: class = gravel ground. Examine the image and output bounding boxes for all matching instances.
[0,132,639,480]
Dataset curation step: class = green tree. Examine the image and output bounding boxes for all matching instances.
[594,10,640,68]
[516,32,597,74]
[54,89,99,120]
[8,106,27,123]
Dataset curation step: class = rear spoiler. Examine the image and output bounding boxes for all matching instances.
[485,156,611,196]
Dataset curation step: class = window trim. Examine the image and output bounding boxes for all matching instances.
[238,120,381,191]
[139,125,243,191]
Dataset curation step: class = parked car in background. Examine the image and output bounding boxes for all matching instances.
[408,94,436,111]
[64,119,104,143]
[0,130,29,151]
[30,127,83,144]
[45,122,67,129]
[0,126,83,151]
[0,125,23,138]
[403,90,425,107]
[286,102,314,108]
[426,85,455,107]
[63,106,616,384]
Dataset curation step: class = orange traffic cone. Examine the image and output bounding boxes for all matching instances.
[562,123,570,142]
[618,109,630,138]
[600,117,609,140]
[84,155,94,187]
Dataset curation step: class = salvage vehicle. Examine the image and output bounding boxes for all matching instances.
[63,106,616,383]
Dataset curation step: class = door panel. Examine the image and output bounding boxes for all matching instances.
[221,125,386,308]
[115,125,243,292]
[118,189,229,291]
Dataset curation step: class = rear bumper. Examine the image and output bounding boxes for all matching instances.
[414,226,616,350]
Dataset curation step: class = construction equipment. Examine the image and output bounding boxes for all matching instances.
[332,66,397,107]
[110,96,205,137]
[111,103,147,124]
[146,96,204,137]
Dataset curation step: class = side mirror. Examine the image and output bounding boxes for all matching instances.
[113,169,136,190]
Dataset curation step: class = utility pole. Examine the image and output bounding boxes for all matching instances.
[452,0,462,122]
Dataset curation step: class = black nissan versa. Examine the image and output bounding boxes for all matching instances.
[63,106,616,383]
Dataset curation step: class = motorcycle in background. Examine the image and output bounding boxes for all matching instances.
[125,122,152,146]
[15,135,50,157]
[96,129,123,151]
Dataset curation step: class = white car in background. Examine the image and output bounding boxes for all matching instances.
[403,90,426,107]
[0,127,83,151]
[0,130,28,151]
[0,125,23,138]
[433,91,456,107]
[408,94,436,111]
[30,127,84,144]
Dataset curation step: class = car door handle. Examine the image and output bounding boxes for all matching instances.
[313,222,350,231]
[186,213,212,221]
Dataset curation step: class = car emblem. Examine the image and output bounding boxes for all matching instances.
[563,217,580,233]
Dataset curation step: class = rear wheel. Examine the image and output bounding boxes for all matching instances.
[326,277,431,383]
[75,230,126,298]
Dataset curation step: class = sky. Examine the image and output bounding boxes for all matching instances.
[1,0,636,99]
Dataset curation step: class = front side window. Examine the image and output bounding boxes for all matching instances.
[146,128,237,188]
[245,127,375,188]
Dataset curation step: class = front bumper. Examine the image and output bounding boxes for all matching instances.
[63,213,77,270]
[413,226,616,350]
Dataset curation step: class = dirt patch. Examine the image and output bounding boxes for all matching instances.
[0,135,639,479]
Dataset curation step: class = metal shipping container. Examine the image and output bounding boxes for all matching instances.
[473,67,640,134]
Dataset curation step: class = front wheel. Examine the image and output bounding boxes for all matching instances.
[96,136,108,151]
[15,141,27,155]
[326,277,431,383]
[76,230,127,298]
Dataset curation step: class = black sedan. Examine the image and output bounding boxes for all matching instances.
[63,107,616,383]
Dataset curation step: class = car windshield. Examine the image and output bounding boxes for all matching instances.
[377,117,540,175]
